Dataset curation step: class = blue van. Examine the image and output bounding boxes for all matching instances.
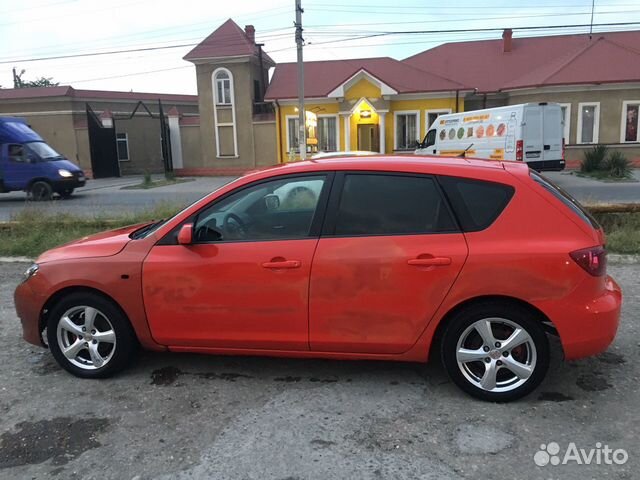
[0,117,86,200]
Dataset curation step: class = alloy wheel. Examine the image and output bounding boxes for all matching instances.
[56,306,117,370]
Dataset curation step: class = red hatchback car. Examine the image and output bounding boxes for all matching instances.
[15,156,621,401]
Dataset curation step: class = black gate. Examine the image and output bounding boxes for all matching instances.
[86,104,120,178]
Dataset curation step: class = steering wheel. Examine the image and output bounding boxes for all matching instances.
[223,213,247,239]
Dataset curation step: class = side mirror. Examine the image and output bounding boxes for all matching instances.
[177,223,193,245]
[264,194,280,211]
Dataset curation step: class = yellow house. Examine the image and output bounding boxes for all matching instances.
[265,58,468,162]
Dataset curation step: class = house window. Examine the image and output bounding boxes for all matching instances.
[425,110,451,132]
[317,116,338,152]
[116,133,129,161]
[287,117,299,154]
[395,111,420,150]
[577,102,599,144]
[559,103,571,144]
[215,70,232,105]
[212,68,237,157]
[622,102,639,142]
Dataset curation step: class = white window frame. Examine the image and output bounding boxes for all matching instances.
[620,100,640,143]
[317,114,340,152]
[285,115,299,154]
[116,132,130,162]
[424,109,451,135]
[214,70,232,106]
[212,67,238,158]
[576,102,600,144]
[559,103,571,144]
[394,110,420,151]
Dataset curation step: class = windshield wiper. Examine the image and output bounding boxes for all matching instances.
[130,219,164,239]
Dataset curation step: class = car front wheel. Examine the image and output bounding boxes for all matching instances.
[441,302,550,402]
[47,292,137,378]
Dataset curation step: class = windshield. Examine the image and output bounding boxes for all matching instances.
[25,141,62,160]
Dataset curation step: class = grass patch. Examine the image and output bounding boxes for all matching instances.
[1,203,639,258]
[121,177,193,190]
[0,201,185,257]
[593,211,640,254]
[575,170,637,182]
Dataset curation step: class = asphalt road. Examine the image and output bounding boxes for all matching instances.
[0,176,236,221]
[0,169,639,221]
[0,261,638,479]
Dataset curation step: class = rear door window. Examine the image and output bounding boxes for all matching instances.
[439,176,514,231]
[330,173,457,236]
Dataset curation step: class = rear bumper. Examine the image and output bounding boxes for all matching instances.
[527,159,565,171]
[14,280,47,347]
[549,275,621,360]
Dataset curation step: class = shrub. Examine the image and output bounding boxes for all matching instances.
[581,144,608,172]
[165,170,176,181]
[143,171,152,186]
[605,151,632,178]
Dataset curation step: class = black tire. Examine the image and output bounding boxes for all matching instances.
[28,181,53,201]
[441,301,549,402]
[59,188,74,199]
[47,292,137,378]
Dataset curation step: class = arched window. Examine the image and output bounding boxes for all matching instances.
[212,68,238,157]
[215,70,232,105]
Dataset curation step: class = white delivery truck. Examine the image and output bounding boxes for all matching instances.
[415,103,565,171]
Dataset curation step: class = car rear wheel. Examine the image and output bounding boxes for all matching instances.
[441,302,549,402]
[28,181,53,201]
[47,292,137,378]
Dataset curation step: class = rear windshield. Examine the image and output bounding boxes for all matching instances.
[439,176,515,231]
[529,171,600,229]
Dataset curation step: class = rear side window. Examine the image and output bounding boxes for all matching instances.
[439,176,515,231]
[529,171,600,229]
[333,174,457,235]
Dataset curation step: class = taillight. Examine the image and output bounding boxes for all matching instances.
[570,246,607,276]
[516,140,523,161]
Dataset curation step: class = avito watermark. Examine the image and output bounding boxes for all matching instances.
[534,442,628,467]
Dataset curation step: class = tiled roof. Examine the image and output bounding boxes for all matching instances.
[404,30,640,93]
[184,18,274,64]
[264,57,465,100]
[0,86,197,103]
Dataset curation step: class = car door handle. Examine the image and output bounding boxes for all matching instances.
[407,257,451,266]
[261,260,301,269]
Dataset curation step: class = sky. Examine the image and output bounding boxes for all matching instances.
[0,0,639,94]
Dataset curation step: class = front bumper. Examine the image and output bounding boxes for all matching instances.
[14,279,47,347]
[51,175,86,191]
[552,275,622,360]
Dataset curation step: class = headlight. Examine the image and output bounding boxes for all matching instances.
[58,169,73,178]
[23,263,39,282]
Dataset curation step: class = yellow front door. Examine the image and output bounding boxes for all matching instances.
[357,124,379,152]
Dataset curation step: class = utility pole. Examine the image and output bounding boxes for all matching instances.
[12,67,19,88]
[295,0,306,160]
[589,0,595,38]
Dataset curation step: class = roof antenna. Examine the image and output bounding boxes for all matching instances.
[589,0,595,39]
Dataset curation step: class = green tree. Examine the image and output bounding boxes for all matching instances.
[13,68,59,88]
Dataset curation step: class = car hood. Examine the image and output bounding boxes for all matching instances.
[36,223,147,263]
[49,158,84,173]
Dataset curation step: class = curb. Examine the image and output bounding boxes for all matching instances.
[0,256,33,263]
[608,254,640,264]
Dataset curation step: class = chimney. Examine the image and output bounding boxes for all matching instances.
[245,25,255,44]
[502,28,512,53]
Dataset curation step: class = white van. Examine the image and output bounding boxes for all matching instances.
[415,103,565,171]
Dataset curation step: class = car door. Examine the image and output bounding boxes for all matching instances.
[142,173,331,350]
[523,106,543,164]
[309,172,468,354]
[3,144,33,189]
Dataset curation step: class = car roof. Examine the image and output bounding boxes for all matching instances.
[246,154,525,180]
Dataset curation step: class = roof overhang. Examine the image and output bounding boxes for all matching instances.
[327,69,398,98]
